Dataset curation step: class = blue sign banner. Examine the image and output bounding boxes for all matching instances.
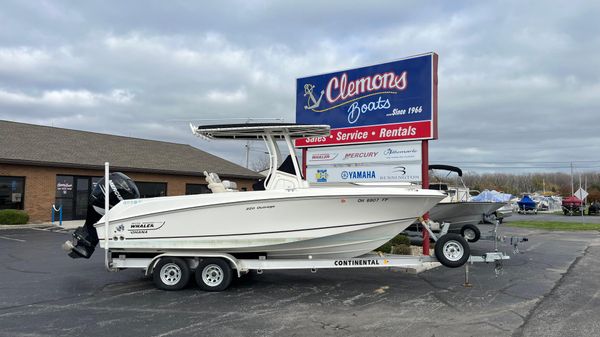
[296,53,437,147]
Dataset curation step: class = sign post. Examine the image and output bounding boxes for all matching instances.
[295,53,439,256]
[421,140,430,254]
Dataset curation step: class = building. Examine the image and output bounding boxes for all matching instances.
[0,120,262,222]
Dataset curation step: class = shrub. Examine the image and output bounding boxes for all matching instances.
[0,209,30,225]
[391,244,412,255]
[376,234,411,253]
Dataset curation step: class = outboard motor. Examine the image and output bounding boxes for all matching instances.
[63,172,139,259]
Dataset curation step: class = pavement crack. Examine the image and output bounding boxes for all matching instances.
[511,244,591,337]
[3,265,51,274]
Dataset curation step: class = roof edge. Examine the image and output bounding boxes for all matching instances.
[0,159,262,179]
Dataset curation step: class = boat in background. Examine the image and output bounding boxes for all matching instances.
[404,165,506,243]
[517,195,538,214]
[561,195,583,215]
[427,165,505,226]
[472,190,514,223]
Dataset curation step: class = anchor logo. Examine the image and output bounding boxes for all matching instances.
[304,83,324,110]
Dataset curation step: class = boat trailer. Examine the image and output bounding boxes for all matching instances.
[94,162,522,291]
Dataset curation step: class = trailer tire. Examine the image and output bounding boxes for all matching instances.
[195,258,232,292]
[153,257,190,291]
[460,224,481,243]
[435,234,470,268]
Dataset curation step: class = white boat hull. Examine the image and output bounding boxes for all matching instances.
[97,187,444,259]
[427,202,496,226]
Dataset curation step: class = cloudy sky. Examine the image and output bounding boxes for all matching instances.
[1,0,599,173]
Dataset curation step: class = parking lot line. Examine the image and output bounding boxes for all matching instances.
[0,235,26,242]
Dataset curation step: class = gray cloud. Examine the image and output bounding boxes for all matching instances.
[0,0,599,172]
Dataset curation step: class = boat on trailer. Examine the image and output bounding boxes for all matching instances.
[63,123,510,291]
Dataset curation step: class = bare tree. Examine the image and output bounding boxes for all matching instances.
[250,153,270,172]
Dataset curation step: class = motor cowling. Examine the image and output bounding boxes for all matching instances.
[63,172,139,259]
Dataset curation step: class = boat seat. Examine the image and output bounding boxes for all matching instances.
[204,171,238,193]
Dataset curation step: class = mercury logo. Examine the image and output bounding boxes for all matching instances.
[343,152,378,160]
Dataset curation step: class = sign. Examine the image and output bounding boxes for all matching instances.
[306,163,422,183]
[296,53,438,147]
[56,182,73,195]
[306,142,421,166]
[575,188,588,200]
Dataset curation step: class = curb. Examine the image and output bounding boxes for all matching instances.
[392,262,442,274]
[0,224,62,230]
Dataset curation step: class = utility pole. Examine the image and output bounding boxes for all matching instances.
[570,162,574,197]
[543,179,545,194]
[245,141,250,168]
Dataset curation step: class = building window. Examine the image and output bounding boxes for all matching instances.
[186,183,211,195]
[136,182,167,198]
[0,176,25,210]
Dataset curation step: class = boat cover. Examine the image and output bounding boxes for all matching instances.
[562,196,582,206]
[472,190,512,202]
[517,195,537,210]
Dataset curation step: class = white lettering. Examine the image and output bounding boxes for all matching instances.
[325,71,408,104]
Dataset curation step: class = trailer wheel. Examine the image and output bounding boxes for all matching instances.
[195,258,232,292]
[435,234,470,268]
[460,224,481,243]
[153,257,190,291]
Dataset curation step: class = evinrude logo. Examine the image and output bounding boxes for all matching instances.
[341,170,376,180]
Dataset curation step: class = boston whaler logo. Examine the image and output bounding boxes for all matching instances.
[128,221,165,234]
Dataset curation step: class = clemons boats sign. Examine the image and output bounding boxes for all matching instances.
[295,53,438,147]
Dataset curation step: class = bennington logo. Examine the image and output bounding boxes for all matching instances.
[334,259,381,266]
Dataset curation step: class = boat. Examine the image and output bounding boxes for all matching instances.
[403,165,505,243]
[561,195,583,215]
[64,123,445,260]
[517,195,537,214]
[471,189,514,223]
[426,165,504,226]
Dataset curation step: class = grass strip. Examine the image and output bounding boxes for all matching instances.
[506,221,600,231]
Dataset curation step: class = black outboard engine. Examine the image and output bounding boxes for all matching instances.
[63,172,139,259]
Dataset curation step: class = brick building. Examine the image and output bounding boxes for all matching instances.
[0,120,261,222]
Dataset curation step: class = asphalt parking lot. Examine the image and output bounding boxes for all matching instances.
[1,224,599,337]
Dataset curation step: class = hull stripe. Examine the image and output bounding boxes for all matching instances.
[119,216,415,241]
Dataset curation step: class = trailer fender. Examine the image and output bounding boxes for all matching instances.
[146,252,242,277]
